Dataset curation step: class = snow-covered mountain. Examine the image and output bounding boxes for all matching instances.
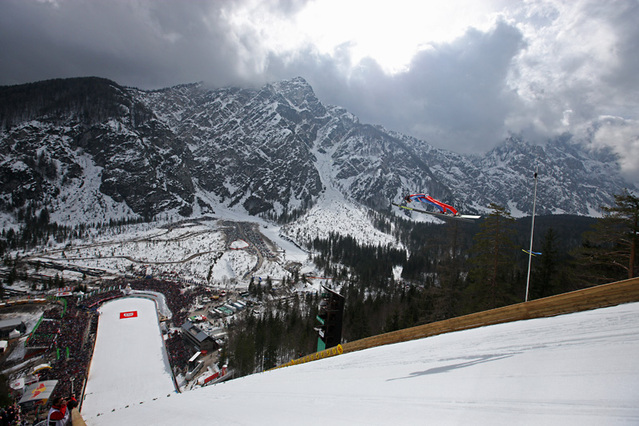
[0,76,633,229]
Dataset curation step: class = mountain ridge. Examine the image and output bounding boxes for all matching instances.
[0,76,634,229]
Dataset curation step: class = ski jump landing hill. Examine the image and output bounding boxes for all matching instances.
[342,276,639,355]
[278,276,639,367]
[81,297,176,422]
[79,277,639,425]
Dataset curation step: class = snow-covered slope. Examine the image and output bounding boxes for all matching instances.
[18,193,403,286]
[83,302,639,425]
[281,197,400,248]
[82,298,175,419]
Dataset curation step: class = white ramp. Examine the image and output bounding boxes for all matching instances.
[81,297,176,422]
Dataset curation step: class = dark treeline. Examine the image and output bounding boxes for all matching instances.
[225,293,321,377]
[0,205,148,257]
[0,77,152,130]
[225,210,606,378]
[339,212,601,332]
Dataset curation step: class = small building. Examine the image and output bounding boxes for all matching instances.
[208,308,224,319]
[0,319,26,339]
[230,301,245,311]
[181,320,218,352]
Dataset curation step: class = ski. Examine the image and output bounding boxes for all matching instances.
[391,202,480,223]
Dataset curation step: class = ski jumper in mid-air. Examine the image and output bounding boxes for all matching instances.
[403,193,458,215]
[393,193,481,222]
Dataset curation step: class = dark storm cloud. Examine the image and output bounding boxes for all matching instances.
[280,21,526,153]
[388,21,525,152]
[596,2,639,106]
[0,1,637,182]
[0,0,254,88]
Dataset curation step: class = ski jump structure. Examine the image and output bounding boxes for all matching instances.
[273,276,639,369]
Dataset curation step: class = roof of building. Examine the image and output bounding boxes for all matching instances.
[0,318,26,331]
[181,320,215,343]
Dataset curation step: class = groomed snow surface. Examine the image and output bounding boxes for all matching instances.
[81,298,176,423]
[82,301,639,425]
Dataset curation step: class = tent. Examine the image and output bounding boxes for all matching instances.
[9,377,24,391]
[32,364,52,374]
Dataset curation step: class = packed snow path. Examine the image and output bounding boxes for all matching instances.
[81,298,176,421]
[84,302,639,425]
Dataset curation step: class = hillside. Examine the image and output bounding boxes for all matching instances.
[82,301,639,425]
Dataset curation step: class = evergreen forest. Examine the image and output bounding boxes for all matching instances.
[227,192,639,377]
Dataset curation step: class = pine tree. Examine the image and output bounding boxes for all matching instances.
[248,276,255,295]
[0,374,13,407]
[256,282,263,300]
[530,228,559,299]
[574,190,639,283]
[465,203,518,311]
[6,267,17,286]
[434,220,471,319]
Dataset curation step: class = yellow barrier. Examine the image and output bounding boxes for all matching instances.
[269,345,344,371]
[71,408,87,426]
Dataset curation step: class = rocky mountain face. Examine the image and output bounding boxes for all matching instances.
[0,78,194,222]
[0,76,633,227]
[396,132,629,216]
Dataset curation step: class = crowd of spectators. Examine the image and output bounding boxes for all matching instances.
[13,277,212,421]
[0,404,23,426]
[25,305,66,349]
[42,307,62,320]
[38,351,92,401]
[77,289,123,309]
[24,319,59,349]
[36,298,95,402]
[165,331,192,374]
[128,278,198,325]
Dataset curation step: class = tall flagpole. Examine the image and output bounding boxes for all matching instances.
[525,165,539,302]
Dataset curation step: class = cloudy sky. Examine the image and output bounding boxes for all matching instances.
[1,0,638,183]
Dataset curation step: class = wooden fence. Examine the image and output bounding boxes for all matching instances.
[275,277,639,367]
[342,276,639,354]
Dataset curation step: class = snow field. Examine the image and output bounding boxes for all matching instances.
[15,186,406,288]
[21,216,319,285]
[281,198,402,249]
[86,302,639,425]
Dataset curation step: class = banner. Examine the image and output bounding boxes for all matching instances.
[19,380,58,404]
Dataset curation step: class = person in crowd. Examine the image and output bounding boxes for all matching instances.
[46,395,76,426]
